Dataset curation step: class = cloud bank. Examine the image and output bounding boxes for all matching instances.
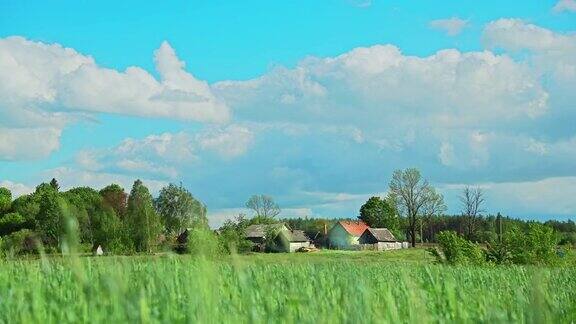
[0,37,229,160]
[2,19,576,220]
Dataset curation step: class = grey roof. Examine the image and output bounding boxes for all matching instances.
[244,223,287,238]
[366,228,397,242]
[288,230,310,242]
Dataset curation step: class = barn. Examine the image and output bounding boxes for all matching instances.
[358,228,407,250]
[327,220,369,249]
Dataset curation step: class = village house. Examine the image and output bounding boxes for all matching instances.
[244,223,289,245]
[244,223,311,252]
[358,228,407,250]
[327,220,369,249]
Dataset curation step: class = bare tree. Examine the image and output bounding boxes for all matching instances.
[245,194,281,220]
[460,186,485,240]
[420,190,447,243]
[388,168,446,247]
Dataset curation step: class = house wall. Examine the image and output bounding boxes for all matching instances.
[288,241,310,253]
[360,242,410,251]
[328,224,360,249]
[377,242,402,250]
[274,230,311,253]
[358,231,378,244]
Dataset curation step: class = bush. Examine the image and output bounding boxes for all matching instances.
[505,223,558,265]
[0,229,38,257]
[0,212,27,236]
[558,232,576,247]
[218,228,254,254]
[433,231,485,265]
[187,228,223,258]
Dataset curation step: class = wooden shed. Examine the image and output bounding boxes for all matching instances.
[277,229,312,252]
[359,228,406,250]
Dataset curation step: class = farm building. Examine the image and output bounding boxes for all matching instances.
[244,223,290,244]
[358,228,408,250]
[276,230,312,252]
[244,223,311,252]
[327,220,369,249]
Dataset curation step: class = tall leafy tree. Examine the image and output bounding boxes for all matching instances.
[388,168,446,247]
[358,196,399,230]
[0,187,11,215]
[62,186,124,251]
[155,183,207,236]
[10,194,40,228]
[99,184,128,218]
[34,183,67,248]
[126,180,162,252]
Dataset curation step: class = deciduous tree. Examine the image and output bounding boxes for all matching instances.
[460,186,485,241]
[155,183,207,236]
[126,180,162,252]
[99,184,128,218]
[388,168,445,247]
[0,187,11,214]
[358,196,399,230]
[246,195,280,222]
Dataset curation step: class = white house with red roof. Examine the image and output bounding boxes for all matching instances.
[327,220,369,249]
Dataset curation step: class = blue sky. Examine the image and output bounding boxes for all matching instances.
[1,0,575,226]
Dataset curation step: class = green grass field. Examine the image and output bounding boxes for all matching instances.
[1,249,575,323]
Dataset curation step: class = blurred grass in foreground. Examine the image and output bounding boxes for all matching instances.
[0,250,575,323]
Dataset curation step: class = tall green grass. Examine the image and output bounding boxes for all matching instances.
[0,252,575,323]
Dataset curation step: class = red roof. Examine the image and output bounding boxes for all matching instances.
[337,220,369,236]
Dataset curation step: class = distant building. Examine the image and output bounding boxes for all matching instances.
[244,223,290,245]
[358,228,408,250]
[92,244,104,256]
[277,230,312,252]
[327,220,369,249]
[244,223,311,252]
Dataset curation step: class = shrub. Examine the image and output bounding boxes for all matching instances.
[187,228,223,258]
[218,228,253,254]
[505,223,558,265]
[0,229,38,257]
[434,231,485,265]
[0,212,27,236]
[558,232,576,247]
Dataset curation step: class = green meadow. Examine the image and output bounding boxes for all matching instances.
[1,249,575,323]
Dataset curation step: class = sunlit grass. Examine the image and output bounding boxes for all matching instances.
[0,250,574,323]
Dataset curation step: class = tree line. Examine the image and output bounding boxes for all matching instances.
[1,168,574,258]
[0,179,207,256]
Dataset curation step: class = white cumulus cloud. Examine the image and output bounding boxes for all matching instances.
[0,37,229,160]
[430,17,469,36]
[553,0,576,12]
[0,127,62,160]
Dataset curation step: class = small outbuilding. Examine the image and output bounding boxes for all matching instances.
[277,230,312,253]
[244,223,312,253]
[359,228,406,250]
[244,223,290,244]
[92,244,104,256]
